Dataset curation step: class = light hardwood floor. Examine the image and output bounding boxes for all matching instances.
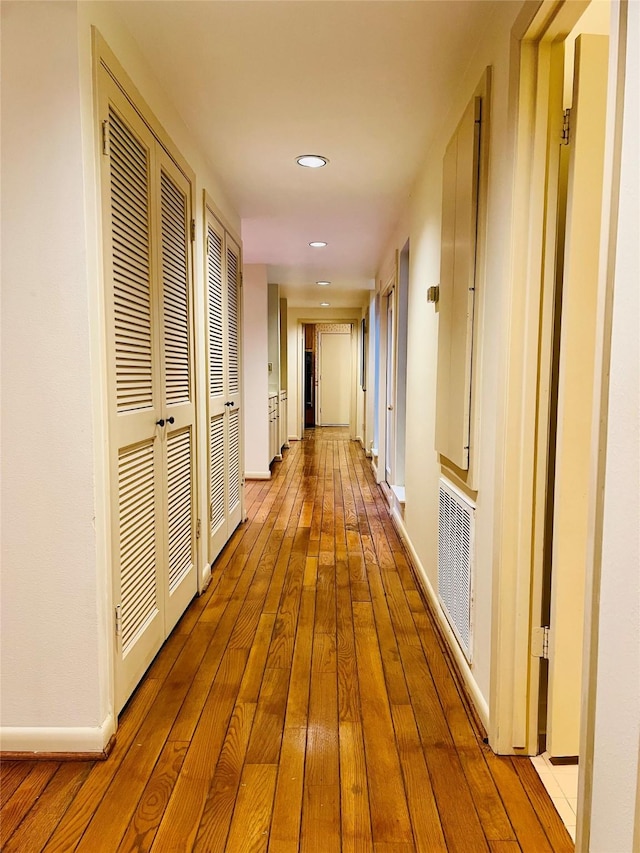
[0,428,573,852]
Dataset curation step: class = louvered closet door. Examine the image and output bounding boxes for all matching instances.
[206,214,228,561]
[206,213,243,564]
[225,234,243,534]
[157,152,197,633]
[100,73,165,711]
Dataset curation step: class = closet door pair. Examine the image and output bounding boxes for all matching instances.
[99,71,197,712]
[206,210,243,564]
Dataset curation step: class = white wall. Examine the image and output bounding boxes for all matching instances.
[374,0,524,710]
[1,0,244,750]
[0,1,107,747]
[243,265,270,478]
[582,1,640,847]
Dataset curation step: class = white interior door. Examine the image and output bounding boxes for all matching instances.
[385,289,396,485]
[101,70,197,712]
[158,154,197,634]
[225,235,243,534]
[318,332,351,425]
[547,34,609,758]
[207,212,243,565]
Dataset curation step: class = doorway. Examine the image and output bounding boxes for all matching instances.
[539,21,609,760]
[318,330,352,426]
[300,322,357,434]
[303,324,315,427]
[492,0,611,761]
[384,287,395,485]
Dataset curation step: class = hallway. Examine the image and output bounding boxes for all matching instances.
[1,430,572,852]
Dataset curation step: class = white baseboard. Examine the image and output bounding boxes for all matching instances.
[245,471,271,480]
[390,506,490,732]
[359,436,372,457]
[200,562,212,594]
[0,712,116,755]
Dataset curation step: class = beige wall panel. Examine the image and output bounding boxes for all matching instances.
[435,95,480,471]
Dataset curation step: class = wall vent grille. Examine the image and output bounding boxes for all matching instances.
[438,478,475,662]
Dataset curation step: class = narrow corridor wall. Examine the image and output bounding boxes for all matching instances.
[1,0,107,747]
[374,0,524,714]
[1,0,245,750]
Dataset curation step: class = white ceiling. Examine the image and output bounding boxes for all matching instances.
[108,0,502,308]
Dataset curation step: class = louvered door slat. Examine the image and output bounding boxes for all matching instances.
[208,226,224,398]
[228,408,241,514]
[118,441,158,653]
[109,107,153,414]
[166,429,193,592]
[160,170,190,407]
[227,245,240,395]
[210,414,225,534]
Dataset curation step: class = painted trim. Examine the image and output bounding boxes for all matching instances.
[391,506,490,732]
[245,471,272,480]
[200,562,212,594]
[490,0,594,756]
[0,713,116,755]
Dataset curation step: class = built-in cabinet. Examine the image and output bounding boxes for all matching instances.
[279,390,288,453]
[269,392,279,462]
[267,282,288,466]
[100,61,198,712]
[206,207,243,566]
[267,390,288,464]
[98,42,243,714]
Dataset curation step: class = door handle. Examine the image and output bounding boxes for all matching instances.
[167,416,175,424]
[225,401,235,407]
[156,419,165,427]
[387,405,394,411]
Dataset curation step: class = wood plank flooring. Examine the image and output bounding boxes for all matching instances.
[0,428,574,852]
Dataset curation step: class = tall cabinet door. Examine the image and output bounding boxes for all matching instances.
[206,209,243,564]
[101,77,165,710]
[100,69,197,712]
[206,214,228,560]
[157,153,198,634]
[225,234,243,536]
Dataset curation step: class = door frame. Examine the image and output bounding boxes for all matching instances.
[383,283,396,487]
[317,330,352,426]
[490,0,613,759]
[374,257,397,485]
[490,0,588,755]
[295,318,361,440]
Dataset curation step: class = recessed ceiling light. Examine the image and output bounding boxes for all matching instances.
[316,280,331,286]
[320,302,330,307]
[296,154,329,168]
[309,241,327,248]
